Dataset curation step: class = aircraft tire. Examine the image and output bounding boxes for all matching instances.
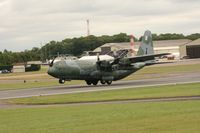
[59,79,65,84]
[92,80,98,85]
[100,80,106,84]
[86,80,92,85]
[106,81,112,85]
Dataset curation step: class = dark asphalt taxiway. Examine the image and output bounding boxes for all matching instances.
[0,72,200,100]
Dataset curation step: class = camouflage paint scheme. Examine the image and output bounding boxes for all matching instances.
[48,30,169,85]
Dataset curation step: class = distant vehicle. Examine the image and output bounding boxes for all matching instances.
[181,56,189,60]
[0,69,10,74]
[47,30,170,85]
[161,54,175,60]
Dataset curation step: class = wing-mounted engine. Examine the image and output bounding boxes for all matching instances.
[96,57,134,72]
[118,58,132,66]
[96,60,112,72]
[95,53,111,72]
[96,53,117,72]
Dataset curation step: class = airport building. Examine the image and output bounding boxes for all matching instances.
[180,38,200,58]
[13,65,25,73]
[93,39,200,59]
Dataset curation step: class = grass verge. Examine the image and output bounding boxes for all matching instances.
[0,101,200,133]
[125,63,200,80]
[0,80,84,91]
[5,82,200,105]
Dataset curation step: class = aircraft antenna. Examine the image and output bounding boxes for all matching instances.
[130,35,136,56]
[87,19,90,36]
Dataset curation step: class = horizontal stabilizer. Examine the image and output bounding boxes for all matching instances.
[128,53,170,63]
[111,53,170,65]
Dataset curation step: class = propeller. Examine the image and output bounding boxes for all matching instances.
[49,58,55,67]
[96,53,101,70]
[97,53,100,61]
[110,57,120,65]
[96,53,113,71]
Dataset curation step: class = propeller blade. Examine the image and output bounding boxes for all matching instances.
[49,58,55,67]
[97,53,100,61]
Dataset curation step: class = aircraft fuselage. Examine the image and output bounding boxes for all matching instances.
[48,59,145,83]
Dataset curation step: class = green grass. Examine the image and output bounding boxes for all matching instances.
[0,80,84,91]
[0,80,61,90]
[6,82,200,105]
[139,63,200,74]
[0,101,200,133]
[125,63,200,80]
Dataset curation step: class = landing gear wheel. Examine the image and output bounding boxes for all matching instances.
[100,80,106,84]
[59,79,65,84]
[86,80,92,85]
[92,80,98,85]
[106,81,112,85]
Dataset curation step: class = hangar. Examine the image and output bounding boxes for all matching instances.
[94,39,192,59]
[180,38,200,58]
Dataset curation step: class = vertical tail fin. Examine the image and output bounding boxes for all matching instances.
[137,30,154,56]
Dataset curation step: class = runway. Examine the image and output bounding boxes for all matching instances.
[0,72,200,100]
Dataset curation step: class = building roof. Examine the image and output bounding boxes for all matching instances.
[185,38,200,46]
[94,39,192,52]
[153,39,191,47]
[27,61,42,65]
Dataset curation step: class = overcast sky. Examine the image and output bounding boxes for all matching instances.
[1,0,200,51]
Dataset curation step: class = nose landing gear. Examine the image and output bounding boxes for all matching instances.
[59,79,65,84]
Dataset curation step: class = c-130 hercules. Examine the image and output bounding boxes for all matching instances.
[48,30,169,85]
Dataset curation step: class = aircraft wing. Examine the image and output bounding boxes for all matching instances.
[128,53,170,63]
[111,53,170,65]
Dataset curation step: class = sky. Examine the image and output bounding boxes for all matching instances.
[1,0,200,52]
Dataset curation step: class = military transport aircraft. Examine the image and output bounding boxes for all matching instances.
[47,30,170,85]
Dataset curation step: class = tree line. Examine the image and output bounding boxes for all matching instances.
[0,33,200,66]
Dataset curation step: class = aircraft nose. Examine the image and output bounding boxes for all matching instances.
[47,67,55,77]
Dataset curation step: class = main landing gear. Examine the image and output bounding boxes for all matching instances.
[86,80,98,85]
[59,79,112,85]
[86,80,112,86]
[106,80,112,85]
